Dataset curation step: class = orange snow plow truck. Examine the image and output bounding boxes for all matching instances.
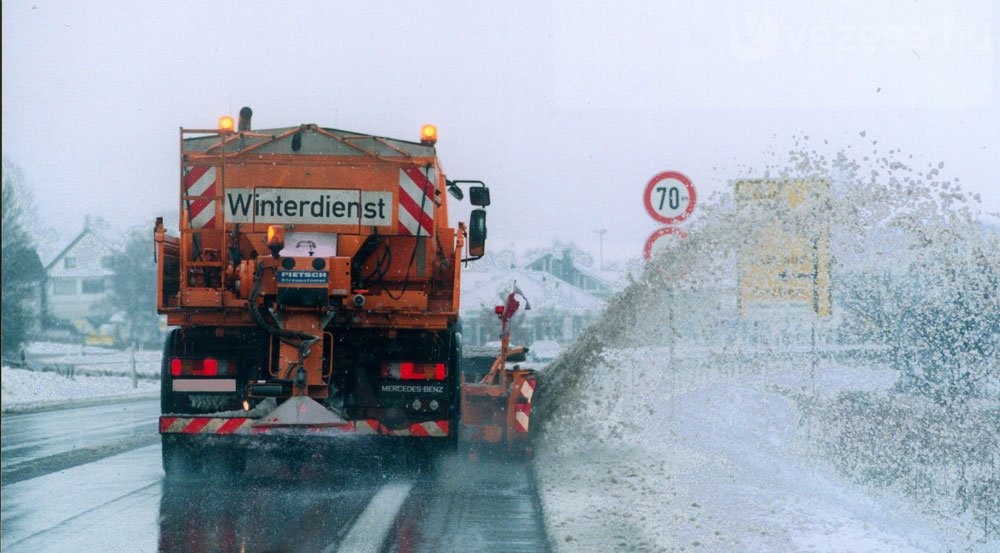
[155,108,536,475]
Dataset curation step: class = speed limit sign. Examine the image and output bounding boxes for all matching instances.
[643,171,696,225]
[643,227,688,261]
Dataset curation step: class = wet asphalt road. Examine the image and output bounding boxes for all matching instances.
[1,400,550,553]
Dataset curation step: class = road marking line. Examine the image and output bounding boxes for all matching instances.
[324,481,413,553]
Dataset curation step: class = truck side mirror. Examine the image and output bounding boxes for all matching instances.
[469,209,487,257]
[469,186,491,207]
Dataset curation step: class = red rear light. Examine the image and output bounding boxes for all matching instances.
[169,358,234,377]
[399,362,419,379]
[381,362,447,380]
[196,358,218,376]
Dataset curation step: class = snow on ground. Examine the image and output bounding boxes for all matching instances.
[23,341,162,378]
[535,349,992,553]
[1,366,158,413]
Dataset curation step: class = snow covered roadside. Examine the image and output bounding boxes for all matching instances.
[534,349,992,553]
[23,341,162,378]
[1,366,158,414]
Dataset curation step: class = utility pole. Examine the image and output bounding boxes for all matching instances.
[594,228,607,271]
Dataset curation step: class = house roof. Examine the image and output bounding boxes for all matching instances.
[44,224,117,276]
[460,269,606,315]
[521,247,626,293]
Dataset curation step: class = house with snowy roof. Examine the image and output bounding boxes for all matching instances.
[43,218,118,327]
[461,268,607,346]
[521,247,623,300]
[458,243,628,347]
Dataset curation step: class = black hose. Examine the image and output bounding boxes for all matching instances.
[361,241,391,289]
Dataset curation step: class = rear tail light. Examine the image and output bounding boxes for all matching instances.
[169,358,235,377]
[381,362,446,380]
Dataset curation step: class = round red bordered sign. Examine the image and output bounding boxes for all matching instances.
[643,226,688,261]
[643,171,696,225]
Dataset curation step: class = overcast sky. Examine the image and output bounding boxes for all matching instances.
[3,1,997,264]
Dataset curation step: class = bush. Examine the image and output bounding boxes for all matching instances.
[807,391,1000,539]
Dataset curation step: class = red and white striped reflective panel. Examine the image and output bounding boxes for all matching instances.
[159,417,252,435]
[183,166,218,229]
[398,167,436,236]
[514,403,531,433]
[520,379,536,404]
[159,416,451,437]
[514,378,536,433]
[354,419,450,437]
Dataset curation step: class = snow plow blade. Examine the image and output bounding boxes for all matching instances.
[458,287,538,456]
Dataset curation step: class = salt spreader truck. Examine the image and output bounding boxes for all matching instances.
[155,108,537,474]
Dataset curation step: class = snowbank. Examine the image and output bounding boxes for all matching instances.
[534,349,993,552]
[1,366,158,414]
[24,341,162,378]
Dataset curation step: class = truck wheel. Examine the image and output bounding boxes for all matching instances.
[162,436,200,479]
[447,324,462,451]
[204,445,245,481]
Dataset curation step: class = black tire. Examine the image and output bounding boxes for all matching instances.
[446,322,463,450]
[203,445,246,481]
[162,435,201,479]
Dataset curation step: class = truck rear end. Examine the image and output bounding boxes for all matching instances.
[156,109,497,474]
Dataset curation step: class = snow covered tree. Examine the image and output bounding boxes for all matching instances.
[1,161,44,358]
[106,227,160,346]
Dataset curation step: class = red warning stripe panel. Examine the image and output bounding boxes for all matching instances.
[355,420,381,434]
[184,166,215,192]
[182,418,212,434]
[398,167,436,236]
[159,417,177,433]
[520,379,536,403]
[159,417,253,435]
[400,166,436,197]
[409,423,430,437]
[514,404,531,433]
[183,166,219,229]
[398,190,434,235]
[158,417,451,436]
[217,418,248,434]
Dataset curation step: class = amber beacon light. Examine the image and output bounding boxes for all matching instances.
[266,225,285,257]
[420,124,437,146]
[218,115,235,131]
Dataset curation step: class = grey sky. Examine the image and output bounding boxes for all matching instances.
[3,0,997,264]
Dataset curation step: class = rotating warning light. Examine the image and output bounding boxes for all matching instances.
[218,115,235,131]
[420,124,437,145]
[266,225,285,257]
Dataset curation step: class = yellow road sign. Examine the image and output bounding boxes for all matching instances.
[736,179,832,317]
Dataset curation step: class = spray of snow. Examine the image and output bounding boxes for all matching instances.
[534,136,999,552]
